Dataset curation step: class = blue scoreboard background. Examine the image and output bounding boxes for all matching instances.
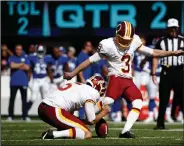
[2,1,184,37]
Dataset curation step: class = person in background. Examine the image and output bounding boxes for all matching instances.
[77,41,93,83]
[1,44,13,75]
[140,38,160,123]
[27,45,52,112]
[59,46,68,57]
[49,47,69,87]
[8,44,30,121]
[67,46,77,83]
[152,18,184,129]
[77,41,93,119]
[143,38,174,123]
[27,44,37,97]
[28,44,37,56]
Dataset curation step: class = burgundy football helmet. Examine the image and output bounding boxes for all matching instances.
[86,76,106,97]
[116,21,135,48]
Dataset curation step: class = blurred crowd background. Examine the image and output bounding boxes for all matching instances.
[1,1,184,123]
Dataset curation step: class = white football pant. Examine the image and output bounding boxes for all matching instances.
[30,77,50,101]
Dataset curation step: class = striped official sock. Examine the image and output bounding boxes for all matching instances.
[121,107,140,134]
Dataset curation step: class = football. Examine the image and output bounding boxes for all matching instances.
[95,118,108,138]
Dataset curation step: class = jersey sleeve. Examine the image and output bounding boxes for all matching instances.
[25,57,30,66]
[89,52,102,63]
[97,40,110,57]
[131,35,143,51]
[64,56,69,64]
[138,45,153,56]
[82,86,100,104]
[45,55,53,65]
[8,56,12,66]
[84,102,96,122]
[100,59,107,68]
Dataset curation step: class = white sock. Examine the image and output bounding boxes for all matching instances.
[121,109,139,134]
[75,128,85,139]
[53,128,85,139]
[53,129,72,138]
[121,99,142,134]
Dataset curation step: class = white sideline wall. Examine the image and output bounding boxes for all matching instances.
[1,76,41,115]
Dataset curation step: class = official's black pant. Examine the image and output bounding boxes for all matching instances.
[157,66,184,127]
[8,86,28,119]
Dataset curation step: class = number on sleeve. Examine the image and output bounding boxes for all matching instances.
[97,43,102,52]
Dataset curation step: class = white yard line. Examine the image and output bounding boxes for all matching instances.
[1,137,183,141]
[2,128,183,132]
[2,120,182,125]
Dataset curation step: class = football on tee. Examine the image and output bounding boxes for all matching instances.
[95,118,108,138]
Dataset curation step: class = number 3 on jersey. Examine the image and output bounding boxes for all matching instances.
[121,54,131,73]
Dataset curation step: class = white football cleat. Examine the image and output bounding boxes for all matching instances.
[176,111,183,122]
[166,116,174,123]
[143,116,154,123]
[23,117,31,122]
[7,117,13,122]
[181,119,184,124]
[166,107,174,123]
[111,111,122,122]
[153,108,158,120]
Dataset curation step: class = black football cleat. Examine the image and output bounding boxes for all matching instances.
[41,129,54,139]
[119,131,135,138]
[154,126,166,130]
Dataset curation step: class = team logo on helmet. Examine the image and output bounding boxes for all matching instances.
[86,76,106,97]
[116,21,135,48]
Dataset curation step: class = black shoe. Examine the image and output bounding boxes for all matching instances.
[119,131,135,138]
[154,126,166,130]
[41,129,54,139]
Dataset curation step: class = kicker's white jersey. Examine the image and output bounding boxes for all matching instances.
[42,83,100,112]
[98,35,142,78]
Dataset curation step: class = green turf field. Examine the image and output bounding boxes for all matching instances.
[1,120,184,145]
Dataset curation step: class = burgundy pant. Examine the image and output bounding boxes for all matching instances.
[106,75,142,102]
[38,103,90,134]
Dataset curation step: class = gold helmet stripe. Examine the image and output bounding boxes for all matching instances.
[127,22,131,37]
[125,21,129,37]
[124,21,128,37]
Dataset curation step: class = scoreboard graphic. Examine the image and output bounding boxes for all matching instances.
[2,1,184,37]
